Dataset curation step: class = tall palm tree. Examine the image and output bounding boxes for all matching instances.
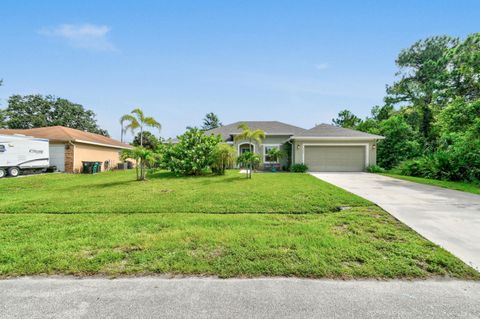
[120,108,161,146]
[234,123,265,178]
[120,118,128,143]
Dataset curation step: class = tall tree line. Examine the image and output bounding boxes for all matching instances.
[0,94,109,136]
[333,33,480,182]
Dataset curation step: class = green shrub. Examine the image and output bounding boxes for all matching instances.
[211,144,236,175]
[395,138,480,183]
[366,165,385,173]
[163,128,222,176]
[396,158,432,177]
[291,163,308,173]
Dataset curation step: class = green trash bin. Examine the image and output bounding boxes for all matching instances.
[82,161,102,174]
[93,162,102,173]
[82,161,93,174]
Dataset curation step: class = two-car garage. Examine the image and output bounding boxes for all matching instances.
[303,145,367,172]
[292,124,383,172]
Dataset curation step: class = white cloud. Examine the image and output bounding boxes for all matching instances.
[38,24,116,51]
[315,63,329,71]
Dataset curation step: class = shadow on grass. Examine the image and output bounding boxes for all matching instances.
[61,179,138,191]
[147,171,180,179]
[147,170,246,184]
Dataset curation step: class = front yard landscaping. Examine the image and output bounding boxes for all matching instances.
[0,170,478,279]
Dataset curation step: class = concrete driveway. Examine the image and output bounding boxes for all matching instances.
[311,172,480,271]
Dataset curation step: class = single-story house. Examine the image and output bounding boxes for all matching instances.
[0,126,132,173]
[206,121,384,172]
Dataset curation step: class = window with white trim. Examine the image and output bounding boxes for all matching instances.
[0,144,5,152]
[264,145,280,163]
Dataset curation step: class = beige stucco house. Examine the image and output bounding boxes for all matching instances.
[0,126,132,173]
[206,121,384,172]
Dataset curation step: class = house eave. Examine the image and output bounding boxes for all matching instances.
[73,139,133,149]
[290,136,385,140]
[230,133,295,136]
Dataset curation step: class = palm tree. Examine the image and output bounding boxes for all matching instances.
[234,123,265,178]
[120,108,161,146]
[121,147,156,181]
[266,147,287,172]
[120,118,128,143]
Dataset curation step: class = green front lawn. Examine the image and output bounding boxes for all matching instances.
[0,170,370,214]
[1,211,478,279]
[382,173,480,195]
[0,170,478,279]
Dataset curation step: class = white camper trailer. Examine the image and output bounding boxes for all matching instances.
[0,134,50,178]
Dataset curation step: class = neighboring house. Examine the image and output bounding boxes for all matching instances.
[206,121,384,172]
[0,126,132,173]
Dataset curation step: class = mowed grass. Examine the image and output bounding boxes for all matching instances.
[0,170,370,214]
[0,170,478,279]
[1,210,478,279]
[382,173,480,195]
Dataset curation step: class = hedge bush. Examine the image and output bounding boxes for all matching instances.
[290,163,308,173]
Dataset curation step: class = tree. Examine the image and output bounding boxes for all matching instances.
[120,118,127,143]
[237,152,261,178]
[0,110,5,129]
[201,112,222,130]
[385,36,458,142]
[332,109,362,128]
[446,33,480,101]
[120,108,161,146]
[163,128,221,175]
[371,105,394,121]
[211,143,236,175]
[121,147,157,181]
[2,95,109,135]
[234,123,265,178]
[132,131,160,150]
[435,98,480,136]
[377,115,421,169]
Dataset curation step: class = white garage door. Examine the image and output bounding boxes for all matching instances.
[49,144,65,172]
[304,145,366,172]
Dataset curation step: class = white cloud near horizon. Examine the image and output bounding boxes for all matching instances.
[38,24,116,51]
[315,63,329,70]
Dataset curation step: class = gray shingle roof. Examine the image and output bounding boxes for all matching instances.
[295,123,384,139]
[206,121,307,140]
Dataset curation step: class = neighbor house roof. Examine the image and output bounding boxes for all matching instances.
[0,126,132,149]
[293,123,384,139]
[206,121,307,141]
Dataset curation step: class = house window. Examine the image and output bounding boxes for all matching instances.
[0,144,5,152]
[264,145,280,163]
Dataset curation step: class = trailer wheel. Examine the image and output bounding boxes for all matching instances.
[0,169,5,178]
[8,167,20,177]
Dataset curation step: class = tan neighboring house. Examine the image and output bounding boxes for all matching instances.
[0,126,132,173]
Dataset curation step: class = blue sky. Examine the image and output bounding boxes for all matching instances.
[1,0,478,140]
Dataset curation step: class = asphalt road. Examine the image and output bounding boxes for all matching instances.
[0,277,479,318]
[311,172,480,271]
